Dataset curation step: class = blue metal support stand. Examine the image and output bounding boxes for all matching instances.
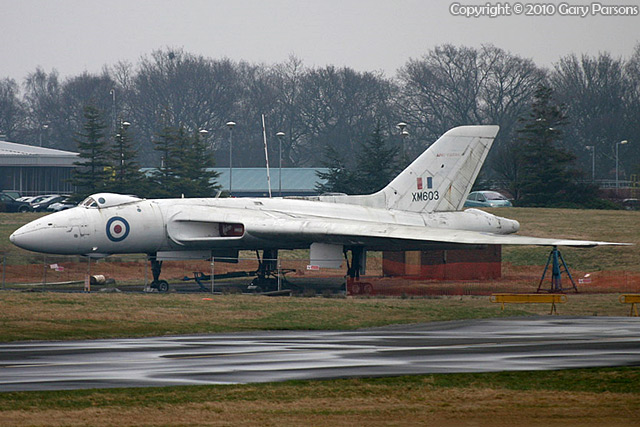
[537,246,578,293]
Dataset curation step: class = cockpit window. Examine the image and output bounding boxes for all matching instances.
[81,197,99,208]
[80,193,142,209]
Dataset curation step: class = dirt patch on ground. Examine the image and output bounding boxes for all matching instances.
[2,258,638,296]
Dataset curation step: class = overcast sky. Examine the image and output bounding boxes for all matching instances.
[1,0,638,82]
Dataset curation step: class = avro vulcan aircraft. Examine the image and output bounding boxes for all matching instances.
[10,126,622,291]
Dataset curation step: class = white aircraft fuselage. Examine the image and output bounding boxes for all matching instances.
[10,195,520,257]
[10,125,622,267]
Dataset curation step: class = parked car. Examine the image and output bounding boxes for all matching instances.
[1,191,21,200]
[47,198,77,212]
[0,193,32,212]
[464,191,512,208]
[622,198,639,211]
[31,195,68,212]
[27,195,53,206]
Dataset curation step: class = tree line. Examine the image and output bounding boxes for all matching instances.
[1,44,639,204]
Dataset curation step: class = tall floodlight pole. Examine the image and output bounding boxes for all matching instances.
[276,131,285,197]
[615,140,628,189]
[585,146,595,181]
[226,121,236,196]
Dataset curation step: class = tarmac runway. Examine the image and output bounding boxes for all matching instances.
[1,316,640,392]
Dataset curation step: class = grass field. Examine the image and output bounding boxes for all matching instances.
[0,292,635,342]
[1,369,639,426]
[1,208,639,425]
[491,207,640,272]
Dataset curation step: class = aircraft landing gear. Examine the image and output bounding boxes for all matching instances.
[148,255,169,292]
[344,247,373,295]
[248,249,280,293]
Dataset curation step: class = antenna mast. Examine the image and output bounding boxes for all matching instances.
[262,114,272,198]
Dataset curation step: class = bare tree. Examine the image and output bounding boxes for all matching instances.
[229,62,281,168]
[58,71,116,151]
[397,45,486,148]
[551,52,631,180]
[129,48,240,165]
[22,68,62,147]
[622,44,640,177]
[297,65,393,167]
[0,78,25,140]
[270,55,308,167]
[397,44,545,187]
[481,46,546,188]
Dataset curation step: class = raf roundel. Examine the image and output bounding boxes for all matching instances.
[106,217,130,242]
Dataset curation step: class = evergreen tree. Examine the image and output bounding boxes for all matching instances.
[516,85,597,207]
[190,130,220,196]
[70,106,111,200]
[172,128,220,197]
[353,124,401,194]
[315,144,357,194]
[149,126,219,198]
[149,126,181,198]
[316,123,400,195]
[108,121,146,195]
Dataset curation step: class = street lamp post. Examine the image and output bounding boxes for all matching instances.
[109,88,117,132]
[615,140,628,189]
[199,129,209,156]
[397,122,408,159]
[199,128,209,149]
[585,146,595,181]
[276,131,285,197]
[120,121,131,168]
[38,124,48,147]
[226,121,236,196]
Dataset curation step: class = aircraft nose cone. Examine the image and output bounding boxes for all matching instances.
[9,223,42,252]
[10,209,92,254]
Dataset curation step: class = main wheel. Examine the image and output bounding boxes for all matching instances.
[157,280,169,293]
[349,282,361,295]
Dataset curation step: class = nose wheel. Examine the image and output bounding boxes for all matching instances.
[148,255,169,292]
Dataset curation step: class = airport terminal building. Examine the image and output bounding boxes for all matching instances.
[0,140,78,196]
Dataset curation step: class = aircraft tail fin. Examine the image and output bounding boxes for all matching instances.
[317,125,499,213]
[379,125,499,212]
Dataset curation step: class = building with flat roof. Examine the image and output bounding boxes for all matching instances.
[0,140,78,196]
[141,167,328,197]
[0,140,328,198]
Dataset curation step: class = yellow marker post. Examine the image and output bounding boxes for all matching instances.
[619,294,640,317]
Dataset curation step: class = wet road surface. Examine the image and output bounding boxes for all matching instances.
[1,316,639,391]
